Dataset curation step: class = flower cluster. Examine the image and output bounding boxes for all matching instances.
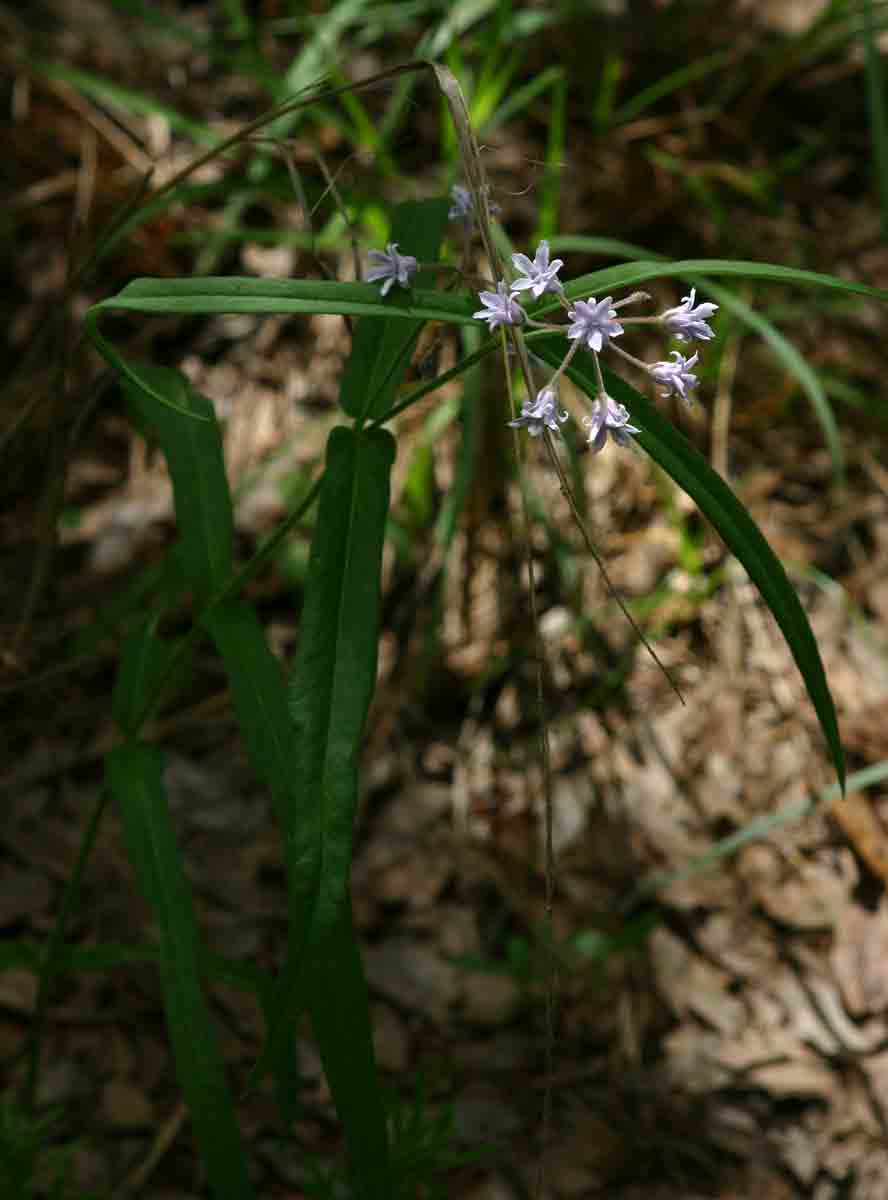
[363,205,718,456]
[470,240,718,452]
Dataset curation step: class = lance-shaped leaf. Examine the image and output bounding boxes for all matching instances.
[256,426,395,1195]
[533,335,845,793]
[341,197,450,421]
[203,596,318,1126]
[112,617,181,737]
[88,277,477,322]
[288,425,395,929]
[106,742,255,1200]
[126,367,318,1113]
[305,910,391,1200]
[123,366,233,602]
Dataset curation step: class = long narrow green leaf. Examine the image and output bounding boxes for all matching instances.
[288,425,395,931]
[112,618,180,736]
[306,912,391,1200]
[89,277,479,321]
[88,259,888,327]
[281,0,372,98]
[34,61,221,144]
[124,367,233,601]
[106,742,255,1200]
[203,597,321,1036]
[340,198,450,421]
[533,336,845,793]
[612,51,731,124]
[127,373,321,1118]
[202,599,295,833]
[256,426,395,1195]
[550,256,888,308]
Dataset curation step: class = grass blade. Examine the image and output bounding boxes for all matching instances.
[34,60,221,144]
[633,760,888,903]
[701,279,844,485]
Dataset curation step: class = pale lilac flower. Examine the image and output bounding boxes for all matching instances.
[473,281,525,331]
[661,288,719,343]
[365,243,418,296]
[582,394,639,453]
[508,388,568,437]
[449,184,473,222]
[510,240,564,299]
[448,183,501,224]
[567,297,624,352]
[650,350,699,404]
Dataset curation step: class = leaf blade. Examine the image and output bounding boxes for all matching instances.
[256,426,395,1193]
[106,742,256,1200]
[124,367,233,602]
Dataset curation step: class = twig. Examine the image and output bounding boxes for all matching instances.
[111,1102,189,1199]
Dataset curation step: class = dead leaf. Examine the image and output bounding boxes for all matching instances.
[832,900,888,1016]
[831,792,888,886]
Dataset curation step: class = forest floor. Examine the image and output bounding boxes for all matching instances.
[5,1,888,1197]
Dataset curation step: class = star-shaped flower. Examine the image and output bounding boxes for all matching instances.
[650,350,700,404]
[582,394,639,453]
[567,297,624,352]
[661,288,719,343]
[365,243,418,296]
[508,388,569,437]
[510,240,564,299]
[473,281,525,331]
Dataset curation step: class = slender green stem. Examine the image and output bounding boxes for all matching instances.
[368,339,499,428]
[541,433,684,706]
[507,387,556,1200]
